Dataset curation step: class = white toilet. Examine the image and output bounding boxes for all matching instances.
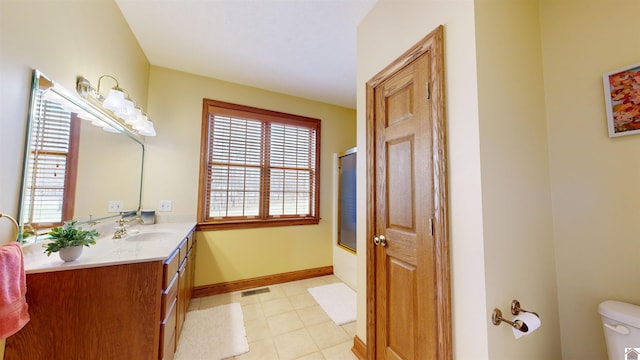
[599,300,640,360]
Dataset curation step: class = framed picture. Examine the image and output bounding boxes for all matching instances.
[603,62,640,137]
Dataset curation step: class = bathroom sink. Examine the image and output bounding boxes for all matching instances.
[125,231,176,242]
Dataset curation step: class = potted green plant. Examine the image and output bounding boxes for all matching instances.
[43,221,100,262]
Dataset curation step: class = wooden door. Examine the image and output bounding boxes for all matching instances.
[366,26,450,360]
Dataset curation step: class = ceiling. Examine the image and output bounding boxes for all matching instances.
[115,0,377,109]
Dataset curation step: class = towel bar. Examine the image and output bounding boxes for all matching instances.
[0,213,19,244]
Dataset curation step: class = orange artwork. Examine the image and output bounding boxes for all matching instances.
[604,63,640,137]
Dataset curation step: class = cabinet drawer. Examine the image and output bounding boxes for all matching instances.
[187,232,193,251]
[161,272,179,320]
[160,298,177,358]
[178,238,188,264]
[163,249,180,287]
[161,332,176,360]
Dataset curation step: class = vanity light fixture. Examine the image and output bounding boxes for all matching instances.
[76,75,156,137]
[40,81,126,133]
[42,85,99,123]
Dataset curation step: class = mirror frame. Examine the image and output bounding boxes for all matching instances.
[17,69,145,240]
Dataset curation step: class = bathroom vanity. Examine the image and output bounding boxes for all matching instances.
[4,222,196,360]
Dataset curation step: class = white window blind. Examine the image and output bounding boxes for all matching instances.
[22,91,78,227]
[208,115,263,218]
[199,100,320,228]
[268,123,315,216]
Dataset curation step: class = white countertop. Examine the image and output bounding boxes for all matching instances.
[22,222,196,274]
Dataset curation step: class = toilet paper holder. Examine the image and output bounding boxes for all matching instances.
[492,300,539,332]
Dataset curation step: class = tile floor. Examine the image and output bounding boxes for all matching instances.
[185,275,359,360]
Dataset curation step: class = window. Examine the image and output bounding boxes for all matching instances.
[21,90,80,229]
[198,100,320,229]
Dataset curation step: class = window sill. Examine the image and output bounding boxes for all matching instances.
[196,217,320,231]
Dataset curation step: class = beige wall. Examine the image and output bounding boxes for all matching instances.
[0,0,149,356]
[0,0,149,217]
[0,0,356,353]
[4,0,637,358]
[475,0,561,358]
[144,66,356,286]
[360,0,640,359]
[357,1,491,358]
[540,0,640,358]
[358,0,561,358]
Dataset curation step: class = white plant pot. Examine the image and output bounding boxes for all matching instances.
[59,245,83,262]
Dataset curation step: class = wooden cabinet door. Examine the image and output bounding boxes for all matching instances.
[366,26,450,360]
[5,262,163,360]
[176,260,188,343]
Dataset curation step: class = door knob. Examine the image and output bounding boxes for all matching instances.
[373,235,387,246]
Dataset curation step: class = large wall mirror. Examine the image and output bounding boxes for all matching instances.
[18,70,144,241]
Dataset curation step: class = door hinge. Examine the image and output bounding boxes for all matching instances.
[429,218,434,236]
[426,82,430,100]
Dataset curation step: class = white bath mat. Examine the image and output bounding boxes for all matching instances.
[308,282,356,325]
[175,302,249,360]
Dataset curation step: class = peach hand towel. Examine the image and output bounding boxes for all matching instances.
[0,242,30,338]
